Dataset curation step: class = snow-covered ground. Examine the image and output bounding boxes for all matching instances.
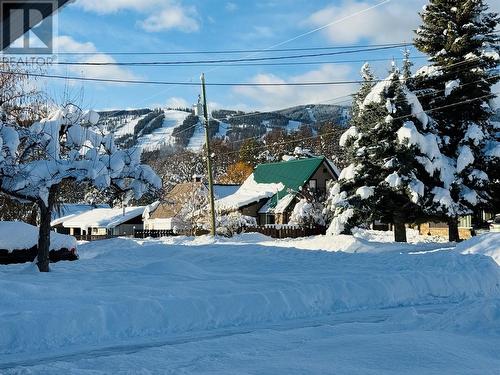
[136,110,190,152]
[215,119,231,138]
[186,119,206,151]
[0,231,499,374]
[286,120,301,133]
[113,114,149,138]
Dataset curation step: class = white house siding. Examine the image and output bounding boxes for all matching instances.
[144,218,174,230]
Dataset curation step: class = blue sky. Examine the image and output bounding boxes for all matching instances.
[43,0,497,111]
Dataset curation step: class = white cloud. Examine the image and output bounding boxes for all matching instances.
[165,97,190,109]
[138,4,199,33]
[233,64,355,111]
[239,25,275,41]
[225,2,237,12]
[305,0,426,44]
[75,0,161,14]
[54,36,139,82]
[74,0,200,33]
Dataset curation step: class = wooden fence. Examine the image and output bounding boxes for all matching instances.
[73,234,123,241]
[134,229,176,238]
[74,227,323,241]
[246,225,326,239]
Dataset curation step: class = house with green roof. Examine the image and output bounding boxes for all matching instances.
[216,156,339,225]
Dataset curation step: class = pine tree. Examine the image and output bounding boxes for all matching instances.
[402,47,413,81]
[414,0,500,241]
[350,63,376,129]
[327,67,444,242]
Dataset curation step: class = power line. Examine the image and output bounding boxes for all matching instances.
[216,75,499,148]
[94,0,396,121]
[50,44,409,66]
[221,92,499,156]
[46,56,429,69]
[267,0,393,51]
[0,70,398,86]
[11,55,485,86]
[54,42,414,56]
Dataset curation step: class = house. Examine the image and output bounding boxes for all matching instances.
[143,181,240,231]
[216,156,339,225]
[57,206,146,236]
[51,203,110,234]
[419,211,496,240]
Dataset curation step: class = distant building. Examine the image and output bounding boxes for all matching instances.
[144,181,239,231]
[419,211,496,240]
[216,156,339,226]
[55,206,146,236]
[51,203,110,234]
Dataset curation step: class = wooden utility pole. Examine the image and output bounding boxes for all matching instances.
[201,73,216,236]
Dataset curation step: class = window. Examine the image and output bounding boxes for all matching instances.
[308,179,317,190]
[459,215,472,228]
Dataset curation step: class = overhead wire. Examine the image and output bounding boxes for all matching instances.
[220,91,500,157]
[44,45,410,66]
[54,42,415,56]
[214,73,499,150]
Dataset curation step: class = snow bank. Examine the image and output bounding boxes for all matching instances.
[254,228,449,254]
[455,233,500,265]
[0,235,498,358]
[0,221,76,251]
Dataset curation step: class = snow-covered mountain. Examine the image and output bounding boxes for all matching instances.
[96,104,350,153]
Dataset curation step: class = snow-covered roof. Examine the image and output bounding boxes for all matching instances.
[216,156,337,212]
[258,193,295,214]
[216,175,283,211]
[62,206,146,230]
[0,221,76,251]
[51,204,110,227]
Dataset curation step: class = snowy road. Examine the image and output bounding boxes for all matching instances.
[1,233,499,374]
[3,303,499,374]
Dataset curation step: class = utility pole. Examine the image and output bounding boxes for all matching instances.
[201,73,216,236]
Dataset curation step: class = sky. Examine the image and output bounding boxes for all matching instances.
[36,0,499,111]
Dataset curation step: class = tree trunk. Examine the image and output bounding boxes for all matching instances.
[393,215,407,243]
[36,187,57,272]
[394,222,407,242]
[448,217,460,242]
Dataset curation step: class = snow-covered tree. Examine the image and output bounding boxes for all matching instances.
[326,68,445,242]
[175,183,210,234]
[289,198,326,228]
[0,105,161,271]
[216,212,256,237]
[350,63,376,127]
[414,0,500,241]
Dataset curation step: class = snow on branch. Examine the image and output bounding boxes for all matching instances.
[0,106,161,205]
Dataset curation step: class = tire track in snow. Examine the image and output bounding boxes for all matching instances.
[0,303,452,370]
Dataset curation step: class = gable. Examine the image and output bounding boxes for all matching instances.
[150,182,206,219]
[253,157,325,200]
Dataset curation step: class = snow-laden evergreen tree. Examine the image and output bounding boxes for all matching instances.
[402,47,413,81]
[414,0,500,241]
[326,67,447,242]
[350,63,376,129]
[0,105,161,271]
